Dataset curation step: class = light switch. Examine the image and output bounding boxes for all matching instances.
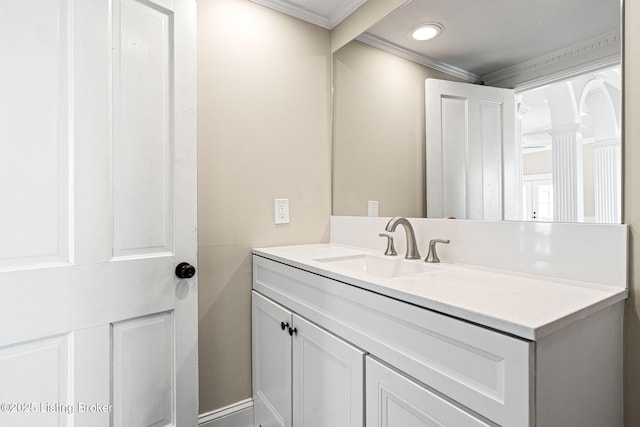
[274,199,290,224]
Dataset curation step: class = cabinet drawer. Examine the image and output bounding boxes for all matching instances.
[254,256,533,426]
[366,357,493,427]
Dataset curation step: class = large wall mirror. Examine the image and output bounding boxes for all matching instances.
[332,0,622,223]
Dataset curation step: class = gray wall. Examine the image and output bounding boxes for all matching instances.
[624,0,640,424]
[332,40,461,218]
[197,0,331,413]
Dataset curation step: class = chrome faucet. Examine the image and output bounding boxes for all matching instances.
[385,217,420,259]
[425,239,450,263]
[378,233,398,256]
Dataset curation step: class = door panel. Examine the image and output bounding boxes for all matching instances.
[0,325,113,427]
[113,312,174,427]
[252,292,292,427]
[0,335,72,427]
[0,0,71,268]
[292,315,364,427]
[440,96,467,220]
[426,78,519,220]
[112,0,175,259]
[0,0,197,425]
[479,101,504,220]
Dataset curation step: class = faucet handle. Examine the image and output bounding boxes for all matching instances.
[425,239,450,263]
[378,233,398,256]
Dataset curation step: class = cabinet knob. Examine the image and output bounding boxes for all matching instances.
[288,326,297,336]
[280,322,289,331]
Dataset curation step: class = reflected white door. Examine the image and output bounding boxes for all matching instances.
[0,0,198,426]
[426,78,520,220]
[523,175,554,221]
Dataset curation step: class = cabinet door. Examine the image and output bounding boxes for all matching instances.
[292,315,364,427]
[253,292,292,427]
[366,357,492,427]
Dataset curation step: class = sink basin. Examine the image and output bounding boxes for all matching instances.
[314,254,441,278]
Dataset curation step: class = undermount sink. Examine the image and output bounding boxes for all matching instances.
[314,254,442,278]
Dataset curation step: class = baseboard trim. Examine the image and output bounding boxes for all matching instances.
[199,398,254,427]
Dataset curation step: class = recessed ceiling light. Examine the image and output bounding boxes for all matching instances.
[411,23,444,41]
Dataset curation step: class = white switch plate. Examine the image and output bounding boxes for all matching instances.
[274,199,290,224]
[368,201,379,217]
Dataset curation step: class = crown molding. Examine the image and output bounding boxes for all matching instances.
[356,33,483,84]
[327,0,366,29]
[483,31,621,90]
[249,0,330,28]
[248,0,365,29]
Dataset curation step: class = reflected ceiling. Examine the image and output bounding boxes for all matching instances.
[365,0,620,78]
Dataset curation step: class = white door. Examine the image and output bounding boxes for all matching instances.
[523,175,554,221]
[292,315,364,427]
[365,357,492,427]
[0,0,197,426]
[252,292,292,427]
[426,78,520,220]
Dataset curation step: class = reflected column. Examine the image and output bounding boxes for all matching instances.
[592,138,621,223]
[550,125,584,222]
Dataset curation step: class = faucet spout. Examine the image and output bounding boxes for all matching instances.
[385,217,421,260]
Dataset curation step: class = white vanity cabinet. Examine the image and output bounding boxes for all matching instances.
[366,357,492,427]
[252,291,364,427]
[253,248,624,427]
[252,291,293,427]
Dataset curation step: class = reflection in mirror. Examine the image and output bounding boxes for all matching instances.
[332,0,621,223]
[333,40,462,219]
[520,66,621,223]
[425,79,520,221]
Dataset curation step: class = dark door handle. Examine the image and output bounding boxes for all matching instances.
[281,322,289,331]
[288,327,297,336]
[175,262,196,279]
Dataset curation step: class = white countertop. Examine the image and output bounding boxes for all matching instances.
[253,243,627,340]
